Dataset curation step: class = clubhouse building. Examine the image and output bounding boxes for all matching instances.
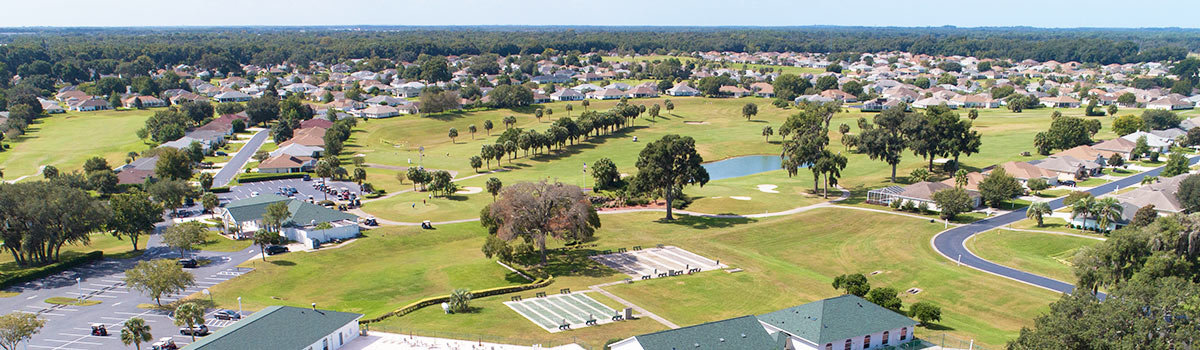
[610,295,918,350]
[219,195,360,245]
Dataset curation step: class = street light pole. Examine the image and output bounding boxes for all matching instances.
[75,278,82,302]
[238,297,243,317]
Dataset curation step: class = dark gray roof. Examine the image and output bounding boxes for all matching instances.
[632,315,779,350]
[757,295,916,345]
[181,306,362,350]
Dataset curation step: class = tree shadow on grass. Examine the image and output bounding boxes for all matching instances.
[444,195,470,201]
[268,260,296,266]
[922,323,955,331]
[518,250,620,279]
[421,111,469,122]
[747,119,769,123]
[654,214,757,230]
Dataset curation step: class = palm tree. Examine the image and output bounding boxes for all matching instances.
[448,288,472,313]
[173,302,206,342]
[121,317,152,350]
[1071,196,1097,230]
[1092,197,1123,232]
[1026,201,1052,227]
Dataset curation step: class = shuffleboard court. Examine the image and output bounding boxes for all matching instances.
[504,292,620,333]
[590,246,727,279]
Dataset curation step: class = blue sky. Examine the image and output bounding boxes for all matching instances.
[1,0,1197,28]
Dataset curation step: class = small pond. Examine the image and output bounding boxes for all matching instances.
[702,155,795,181]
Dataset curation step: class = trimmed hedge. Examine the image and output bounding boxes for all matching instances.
[209,186,231,193]
[0,251,104,289]
[360,276,555,324]
[235,172,308,183]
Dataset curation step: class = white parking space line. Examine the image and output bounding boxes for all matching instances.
[88,294,117,298]
[28,345,85,350]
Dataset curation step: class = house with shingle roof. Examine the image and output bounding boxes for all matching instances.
[219,195,360,243]
[181,305,362,350]
[991,161,1060,186]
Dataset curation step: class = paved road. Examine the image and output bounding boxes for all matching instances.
[0,223,261,350]
[212,129,269,187]
[931,156,1200,295]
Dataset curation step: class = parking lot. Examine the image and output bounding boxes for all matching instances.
[218,178,364,203]
[0,234,261,350]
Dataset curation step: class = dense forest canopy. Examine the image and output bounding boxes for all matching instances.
[0,26,1195,75]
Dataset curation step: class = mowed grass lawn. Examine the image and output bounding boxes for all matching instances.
[0,109,153,180]
[967,229,1101,283]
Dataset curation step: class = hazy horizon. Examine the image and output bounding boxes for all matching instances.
[2,0,1197,28]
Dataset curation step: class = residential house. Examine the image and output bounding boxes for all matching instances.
[169,92,205,105]
[115,156,158,185]
[258,154,314,173]
[626,85,659,99]
[1121,131,1173,152]
[122,95,167,108]
[865,181,981,211]
[214,91,252,103]
[1030,155,1102,180]
[751,82,775,98]
[589,88,627,100]
[1053,145,1108,166]
[1092,137,1137,159]
[39,99,65,114]
[666,83,700,97]
[550,88,586,101]
[180,305,362,350]
[950,94,1001,109]
[68,98,110,112]
[1147,96,1194,110]
[1040,96,1081,108]
[356,105,400,119]
[720,85,752,98]
[992,161,1060,186]
[219,195,360,244]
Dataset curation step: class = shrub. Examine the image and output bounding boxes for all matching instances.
[209,186,231,193]
[235,172,307,183]
[0,251,104,289]
[889,198,903,210]
[917,201,930,214]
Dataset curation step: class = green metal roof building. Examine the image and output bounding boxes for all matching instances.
[219,195,361,245]
[757,295,918,350]
[182,305,363,350]
[610,295,918,350]
[609,315,786,350]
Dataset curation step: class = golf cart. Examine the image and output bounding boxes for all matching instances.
[421,220,433,229]
[90,323,108,336]
[151,338,178,350]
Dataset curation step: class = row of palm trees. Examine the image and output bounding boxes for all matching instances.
[1025,196,1123,232]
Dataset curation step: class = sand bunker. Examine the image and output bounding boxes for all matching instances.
[683,121,709,125]
[756,184,779,193]
[730,196,752,201]
[457,186,484,194]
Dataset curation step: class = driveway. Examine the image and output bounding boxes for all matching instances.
[212,129,269,187]
[931,156,1200,295]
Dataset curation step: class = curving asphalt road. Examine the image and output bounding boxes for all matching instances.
[212,129,269,187]
[932,155,1200,296]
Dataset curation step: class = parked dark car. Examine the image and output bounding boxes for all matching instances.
[179,325,209,336]
[302,174,311,181]
[1061,180,1077,187]
[177,258,198,268]
[213,309,241,320]
[215,151,228,156]
[266,245,289,255]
